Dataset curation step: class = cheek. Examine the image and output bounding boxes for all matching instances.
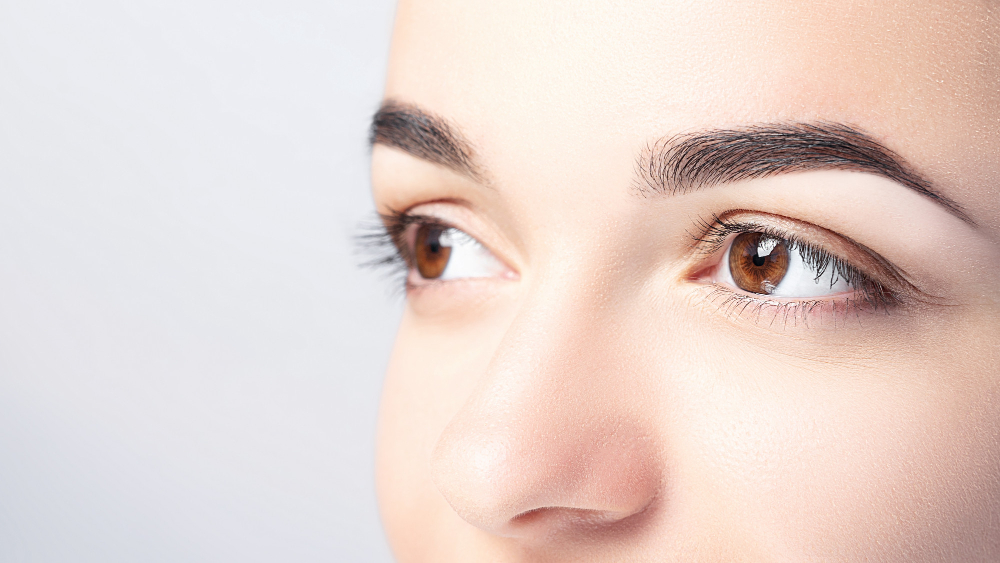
[670,341,1000,560]
[376,292,1000,559]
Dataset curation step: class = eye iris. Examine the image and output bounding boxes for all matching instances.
[729,232,790,295]
[415,224,452,279]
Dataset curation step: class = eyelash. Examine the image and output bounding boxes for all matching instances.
[690,214,904,324]
[357,209,910,323]
[356,209,438,290]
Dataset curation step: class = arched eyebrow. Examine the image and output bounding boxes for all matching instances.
[634,122,972,224]
[369,100,482,181]
[370,103,972,225]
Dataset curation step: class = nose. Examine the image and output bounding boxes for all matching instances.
[429,290,663,541]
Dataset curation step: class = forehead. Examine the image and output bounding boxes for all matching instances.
[385,0,999,215]
[388,0,997,114]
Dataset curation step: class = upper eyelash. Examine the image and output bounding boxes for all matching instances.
[355,210,452,287]
[355,210,414,284]
[691,213,902,313]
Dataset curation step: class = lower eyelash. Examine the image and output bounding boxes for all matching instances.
[701,285,894,329]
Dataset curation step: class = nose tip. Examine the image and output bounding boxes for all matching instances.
[430,416,661,540]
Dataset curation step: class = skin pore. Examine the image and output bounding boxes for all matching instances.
[369,1,1000,561]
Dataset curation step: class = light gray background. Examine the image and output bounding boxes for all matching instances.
[0,1,399,561]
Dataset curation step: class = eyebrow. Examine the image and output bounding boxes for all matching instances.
[634,122,972,224]
[370,103,971,225]
[369,100,481,181]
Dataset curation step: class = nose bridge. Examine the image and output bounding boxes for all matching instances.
[430,269,662,538]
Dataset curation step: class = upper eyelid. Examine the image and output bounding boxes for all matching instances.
[386,213,462,245]
[689,212,913,289]
[388,210,519,276]
[693,212,864,261]
[393,204,521,266]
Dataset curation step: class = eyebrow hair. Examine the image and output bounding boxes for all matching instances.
[369,100,481,180]
[370,105,971,225]
[634,122,972,224]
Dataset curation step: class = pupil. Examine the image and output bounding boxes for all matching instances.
[752,254,766,267]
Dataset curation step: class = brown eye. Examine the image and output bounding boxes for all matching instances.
[729,232,790,294]
[414,224,452,279]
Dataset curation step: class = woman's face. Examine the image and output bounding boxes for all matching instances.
[370,1,1000,560]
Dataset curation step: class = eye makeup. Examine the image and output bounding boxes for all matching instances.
[687,210,924,326]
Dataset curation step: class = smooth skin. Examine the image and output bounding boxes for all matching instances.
[371,1,1000,561]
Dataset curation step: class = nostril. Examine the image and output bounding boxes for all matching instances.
[497,497,661,543]
[508,505,644,533]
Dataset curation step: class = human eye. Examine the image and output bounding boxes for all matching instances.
[358,208,511,290]
[689,211,920,324]
[404,220,509,284]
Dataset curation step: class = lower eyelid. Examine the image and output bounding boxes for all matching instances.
[697,284,889,328]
